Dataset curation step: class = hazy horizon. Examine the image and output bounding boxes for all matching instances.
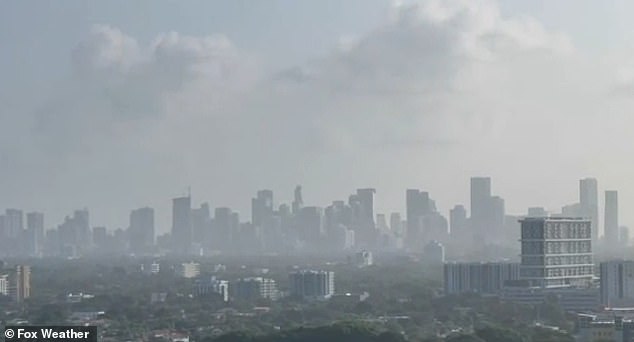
[2,0,634,234]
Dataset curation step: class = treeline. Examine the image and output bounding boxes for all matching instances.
[207,322,575,342]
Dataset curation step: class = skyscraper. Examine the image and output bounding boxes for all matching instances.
[292,185,303,215]
[11,265,30,303]
[252,190,273,227]
[470,177,491,223]
[449,205,467,240]
[212,207,236,251]
[171,196,192,254]
[353,188,377,247]
[129,207,155,255]
[26,212,44,257]
[5,209,23,239]
[406,189,431,248]
[580,178,599,243]
[604,190,618,247]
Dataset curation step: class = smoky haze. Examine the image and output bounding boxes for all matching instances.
[1,0,633,238]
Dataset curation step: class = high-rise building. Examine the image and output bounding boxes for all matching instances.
[444,262,520,295]
[5,209,23,239]
[10,265,30,303]
[73,209,90,247]
[289,270,335,300]
[292,185,303,215]
[354,189,376,246]
[604,191,619,247]
[519,217,593,288]
[298,206,324,245]
[212,207,236,251]
[171,196,192,254]
[580,178,599,243]
[406,189,431,248]
[470,177,492,223]
[252,190,273,228]
[129,207,154,255]
[191,203,211,247]
[449,205,467,240]
[600,261,634,307]
[26,212,44,257]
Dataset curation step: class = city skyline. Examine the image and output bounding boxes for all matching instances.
[4,1,634,234]
[0,176,627,236]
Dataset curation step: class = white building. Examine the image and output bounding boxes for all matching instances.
[519,217,593,288]
[0,274,8,296]
[176,262,200,278]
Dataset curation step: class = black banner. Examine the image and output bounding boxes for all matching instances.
[3,326,97,342]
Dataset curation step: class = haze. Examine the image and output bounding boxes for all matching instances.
[2,0,634,234]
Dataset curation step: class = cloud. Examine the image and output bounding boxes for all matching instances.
[5,0,634,231]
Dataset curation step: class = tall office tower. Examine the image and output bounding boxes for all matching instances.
[519,217,593,288]
[212,208,235,251]
[449,205,467,240]
[604,191,619,247]
[356,188,377,245]
[600,261,634,307]
[73,209,90,247]
[292,185,303,215]
[5,209,23,239]
[580,178,599,244]
[252,190,273,227]
[11,265,31,303]
[490,196,506,229]
[171,196,192,254]
[289,270,335,300]
[191,203,211,246]
[26,212,44,257]
[470,177,492,223]
[527,207,548,217]
[298,206,324,247]
[129,207,155,255]
[406,189,431,248]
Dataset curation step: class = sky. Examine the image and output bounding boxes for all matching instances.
[2,0,634,235]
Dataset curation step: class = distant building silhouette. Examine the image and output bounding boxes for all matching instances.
[604,190,619,248]
[129,207,154,255]
[171,196,192,254]
[580,178,599,244]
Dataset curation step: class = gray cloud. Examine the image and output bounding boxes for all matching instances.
[5,1,634,231]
